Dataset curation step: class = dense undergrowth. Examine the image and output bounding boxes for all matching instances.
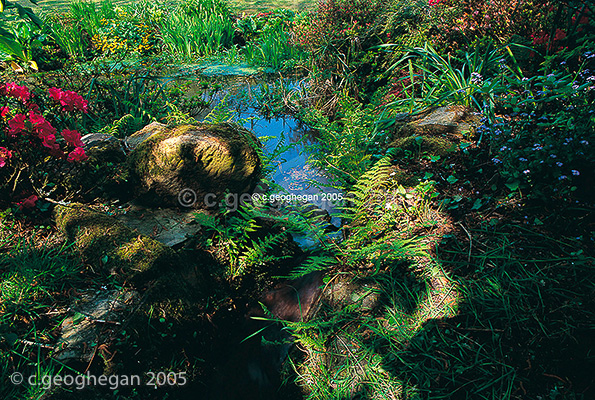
[1,0,594,399]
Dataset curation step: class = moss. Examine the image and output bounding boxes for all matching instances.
[391,135,457,158]
[54,204,177,283]
[128,122,262,207]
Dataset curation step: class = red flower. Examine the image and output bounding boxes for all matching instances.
[48,87,89,113]
[0,147,12,167]
[7,114,26,136]
[6,82,30,102]
[1,106,9,118]
[67,147,87,162]
[48,87,62,102]
[17,195,38,210]
[29,112,57,139]
[28,102,40,114]
[41,133,57,149]
[61,129,83,147]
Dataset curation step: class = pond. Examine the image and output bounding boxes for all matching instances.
[179,65,344,237]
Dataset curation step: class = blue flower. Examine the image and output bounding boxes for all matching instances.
[572,170,580,176]
[556,162,563,167]
[492,158,502,164]
[519,157,528,162]
[559,175,567,180]
[523,169,530,174]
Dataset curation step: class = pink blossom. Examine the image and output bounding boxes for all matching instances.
[28,102,40,114]
[48,87,89,113]
[29,112,57,139]
[67,147,88,162]
[0,147,13,167]
[41,133,57,149]
[1,106,9,117]
[61,129,83,147]
[7,114,26,136]
[48,87,62,102]
[17,195,38,210]
[6,82,30,102]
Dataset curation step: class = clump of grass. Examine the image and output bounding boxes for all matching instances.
[42,14,89,60]
[0,220,85,399]
[241,9,303,70]
[159,0,235,61]
[0,221,81,323]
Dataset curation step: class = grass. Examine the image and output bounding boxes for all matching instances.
[281,215,593,399]
[0,219,88,400]
[159,3,235,61]
[20,0,312,13]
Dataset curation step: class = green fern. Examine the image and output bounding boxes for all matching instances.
[202,95,236,124]
[288,254,338,279]
[237,231,291,277]
[194,206,294,278]
[99,114,145,138]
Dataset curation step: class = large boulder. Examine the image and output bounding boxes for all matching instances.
[387,105,479,160]
[127,122,262,208]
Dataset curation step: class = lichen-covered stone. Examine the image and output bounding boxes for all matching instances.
[391,135,457,157]
[387,105,479,161]
[391,105,479,137]
[54,203,177,283]
[127,122,262,208]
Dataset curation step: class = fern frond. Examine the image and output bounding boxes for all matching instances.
[289,254,338,279]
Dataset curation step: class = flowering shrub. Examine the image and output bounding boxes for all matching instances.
[91,15,157,56]
[429,0,557,50]
[0,81,89,208]
[292,0,384,52]
[483,49,595,201]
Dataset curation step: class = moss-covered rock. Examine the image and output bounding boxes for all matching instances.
[387,105,479,161]
[54,203,177,283]
[127,122,262,208]
[391,135,457,157]
[391,105,478,138]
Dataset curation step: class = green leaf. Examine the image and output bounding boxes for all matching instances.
[446,175,458,184]
[15,4,42,28]
[505,181,520,191]
[0,35,27,60]
[471,199,482,210]
[73,312,86,325]
[2,332,18,347]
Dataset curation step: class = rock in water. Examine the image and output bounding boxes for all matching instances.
[127,122,262,208]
